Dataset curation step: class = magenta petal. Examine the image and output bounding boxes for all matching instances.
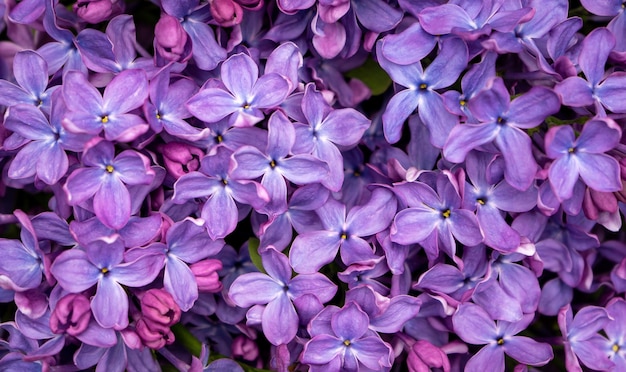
[262,295,298,345]
[92,277,129,329]
[312,20,346,59]
[93,176,131,230]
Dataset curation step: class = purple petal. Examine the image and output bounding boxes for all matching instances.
[230,146,270,179]
[50,249,100,292]
[8,141,46,180]
[262,295,298,345]
[103,69,149,114]
[312,19,346,59]
[113,254,164,287]
[508,87,560,129]
[452,303,498,344]
[62,71,102,114]
[466,345,505,372]
[229,273,282,307]
[369,295,421,334]
[390,207,440,245]
[13,50,48,97]
[202,189,237,240]
[37,142,68,185]
[172,172,217,202]
[249,73,290,109]
[302,335,343,364]
[554,76,594,108]
[577,153,622,193]
[289,231,341,274]
[187,88,239,123]
[504,336,553,365]
[221,53,257,100]
[332,302,369,340]
[267,111,295,159]
[580,28,614,86]
[339,237,377,266]
[418,4,474,35]
[382,89,418,144]
[495,126,537,191]
[92,277,129,329]
[280,155,329,185]
[380,23,435,65]
[353,0,402,33]
[549,156,580,201]
[182,20,227,71]
[347,188,396,237]
[595,73,626,113]
[289,273,337,303]
[580,0,622,16]
[319,108,370,147]
[164,256,198,311]
[424,37,468,89]
[443,123,499,163]
[351,336,393,369]
[477,206,519,252]
[93,176,131,230]
[448,209,483,246]
[577,118,621,153]
[261,248,292,284]
[113,151,154,185]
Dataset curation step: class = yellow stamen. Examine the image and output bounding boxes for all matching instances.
[497,338,504,345]
[216,135,223,143]
[419,83,428,90]
[613,344,620,353]
[442,209,451,218]
[340,233,347,240]
[460,100,467,106]
[101,267,109,274]
[105,165,114,173]
[343,340,351,346]
[101,115,109,124]
[477,198,485,205]
[269,160,276,168]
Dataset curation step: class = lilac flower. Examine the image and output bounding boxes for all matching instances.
[229,247,337,346]
[554,27,626,115]
[604,298,626,370]
[391,173,483,260]
[453,303,553,371]
[0,50,55,112]
[125,218,225,311]
[172,146,269,239]
[229,111,329,215]
[186,53,291,127]
[377,37,468,146]
[63,139,155,230]
[289,187,397,274]
[62,69,149,142]
[545,117,622,201]
[301,301,394,371]
[50,236,164,329]
[443,77,560,191]
[4,91,90,185]
[558,304,615,371]
[0,210,46,292]
[292,83,371,192]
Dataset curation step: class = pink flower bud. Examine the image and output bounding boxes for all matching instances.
[161,142,204,179]
[190,259,223,293]
[73,0,124,24]
[135,317,175,349]
[155,15,189,63]
[49,294,92,336]
[140,288,181,327]
[232,335,259,362]
[210,0,243,27]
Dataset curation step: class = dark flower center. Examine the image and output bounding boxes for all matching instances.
[441,209,451,218]
[105,165,114,173]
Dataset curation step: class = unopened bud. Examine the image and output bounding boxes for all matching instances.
[155,15,190,62]
[190,259,223,293]
[135,317,175,349]
[140,288,181,327]
[232,335,259,361]
[74,0,123,24]
[50,293,92,336]
[210,0,243,27]
[161,142,204,179]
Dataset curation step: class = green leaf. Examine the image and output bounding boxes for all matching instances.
[171,323,202,357]
[345,58,392,96]
[248,238,266,274]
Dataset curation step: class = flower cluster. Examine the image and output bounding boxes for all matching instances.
[0,0,625,371]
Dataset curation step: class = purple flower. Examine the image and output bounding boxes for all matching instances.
[301,301,394,371]
[229,247,337,346]
[0,50,56,112]
[62,69,149,142]
[289,187,397,274]
[443,77,560,191]
[377,37,468,147]
[554,27,626,115]
[50,236,164,329]
[4,91,90,185]
[545,117,622,201]
[186,53,291,127]
[453,303,553,371]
